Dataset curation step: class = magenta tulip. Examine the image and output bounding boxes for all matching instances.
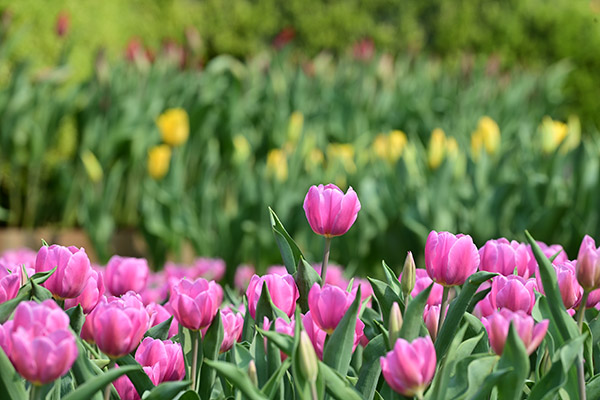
[482,308,549,355]
[217,308,244,353]
[35,244,92,299]
[576,235,600,291]
[234,264,255,292]
[169,278,222,331]
[263,316,296,360]
[64,269,105,313]
[308,283,357,334]
[536,261,583,310]
[494,275,537,314]
[0,322,10,357]
[303,311,364,360]
[193,257,226,281]
[105,255,149,296]
[380,336,436,397]
[408,269,444,305]
[479,238,530,277]
[90,292,149,358]
[303,184,361,237]
[3,300,77,385]
[313,263,349,288]
[526,241,568,273]
[425,231,480,287]
[423,304,441,341]
[246,274,299,319]
[0,248,37,272]
[140,271,168,305]
[135,337,185,382]
[146,302,179,339]
[114,364,160,400]
[0,267,20,304]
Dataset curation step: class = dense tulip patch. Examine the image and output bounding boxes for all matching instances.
[1,184,600,399]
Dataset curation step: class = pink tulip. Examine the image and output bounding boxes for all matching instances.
[0,267,20,304]
[105,255,149,296]
[64,269,105,314]
[576,235,600,291]
[509,241,533,277]
[193,257,226,281]
[526,241,568,273]
[423,304,441,341]
[217,308,244,353]
[266,265,288,276]
[408,268,444,305]
[135,337,185,382]
[474,275,537,318]
[303,184,361,237]
[114,364,160,400]
[90,292,149,358]
[263,316,295,360]
[303,311,364,360]
[3,300,78,385]
[0,322,10,357]
[482,308,549,355]
[146,302,179,339]
[169,278,222,331]
[140,271,168,305]
[308,283,357,334]
[246,274,299,319]
[35,244,92,299]
[380,336,436,397]
[0,248,37,271]
[234,265,255,292]
[425,231,480,287]
[479,238,530,277]
[586,289,600,308]
[536,261,583,310]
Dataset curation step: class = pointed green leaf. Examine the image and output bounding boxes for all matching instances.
[115,354,155,396]
[144,381,191,400]
[199,311,224,399]
[257,328,295,357]
[65,305,85,335]
[269,207,303,274]
[0,346,27,400]
[62,365,137,400]
[382,261,402,296]
[319,362,363,400]
[203,359,267,400]
[399,283,432,341]
[295,258,321,313]
[496,324,529,400]
[145,316,174,340]
[356,334,386,400]
[368,277,403,324]
[30,267,56,285]
[261,358,292,400]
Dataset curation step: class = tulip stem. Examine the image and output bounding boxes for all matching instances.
[29,384,42,400]
[437,286,450,340]
[191,330,200,391]
[576,290,590,400]
[320,237,332,285]
[310,382,318,400]
[104,360,115,400]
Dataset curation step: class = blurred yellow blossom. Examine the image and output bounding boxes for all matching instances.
[81,150,103,183]
[305,148,324,173]
[470,131,483,161]
[373,130,407,164]
[266,149,288,182]
[446,137,459,159]
[540,116,568,154]
[428,128,446,169]
[559,115,581,154]
[157,108,189,147]
[471,116,500,161]
[232,135,251,164]
[287,111,304,144]
[147,145,172,180]
[327,143,356,174]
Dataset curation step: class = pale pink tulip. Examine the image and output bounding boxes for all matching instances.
[576,235,600,291]
[234,265,255,292]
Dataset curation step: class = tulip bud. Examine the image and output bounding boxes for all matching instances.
[401,252,416,300]
[389,302,403,347]
[576,235,600,292]
[248,360,258,386]
[298,331,319,383]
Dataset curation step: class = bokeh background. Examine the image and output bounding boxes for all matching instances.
[0,0,599,281]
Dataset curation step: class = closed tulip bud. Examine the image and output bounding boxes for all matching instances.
[169,278,222,331]
[425,231,479,287]
[135,337,185,382]
[423,304,440,341]
[303,184,361,238]
[576,235,600,291]
[35,244,92,300]
[536,261,582,310]
[401,252,416,299]
[482,309,549,355]
[64,269,105,314]
[389,302,403,346]
[147,145,172,180]
[214,307,243,353]
[248,360,258,386]
[105,256,149,296]
[380,336,436,397]
[308,283,357,334]
[246,274,299,319]
[298,331,319,383]
[157,108,189,147]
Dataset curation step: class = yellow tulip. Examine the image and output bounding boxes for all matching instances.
[559,115,581,154]
[428,128,446,169]
[470,130,483,162]
[157,108,189,147]
[327,143,356,174]
[372,134,389,161]
[81,150,103,183]
[305,148,324,173]
[540,116,568,154]
[147,145,172,180]
[373,130,407,164]
[287,111,304,144]
[266,149,288,182]
[232,135,251,164]
[478,116,500,155]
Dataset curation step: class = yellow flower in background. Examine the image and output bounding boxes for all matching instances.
[428,128,446,169]
[157,108,189,147]
[81,150,103,183]
[470,130,483,161]
[232,135,251,164]
[287,111,304,144]
[373,130,408,164]
[446,137,459,159]
[266,149,288,182]
[559,115,581,154]
[372,134,388,161]
[540,116,568,154]
[478,116,500,155]
[147,145,172,180]
[305,148,324,173]
[327,143,356,174]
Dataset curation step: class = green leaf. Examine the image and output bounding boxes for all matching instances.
[269,207,303,275]
[30,267,57,285]
[446,355,499,400]
[62,365,137,400]
[199,311,224,399]
[0,285,32,323]
[323,286,361,374]
[70,339,104,400]
[172,390,200,400]
[319,362,363,400]
[242,298,255,342]
[295,257,322,313]
[233,342,254,370]
[399,283,432,341]
[255,282,289,324]
[65,305,85,335]
[356,334,386,400]
[425,324,468,400]
[586,373,600,399]
[144,381,191,400]
[257,327,295,357]
[261,358,292,400]
[583,322,594,377]
[381,261,403,296]
[496,324,529,400]
[0,345,27,400]
[468,368,513,400]
[115,354,155,396]
[31,280,53,301]
[368,277,404,325]
[435,271,495,359]
[145,316,174,340]
[203,359,267,400]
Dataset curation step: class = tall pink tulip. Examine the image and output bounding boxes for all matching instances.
[246,274,299,319]
[303,183,361,238]
[479,238,530,277]
[482,308,549,355]
[90,292,149,358]
[3,300,78,385]
[169,278,222,331]
[576,235,600,291]
[64,269,105,313]
[425,231,479,287]
[536,261,583,310]
[105,255,149,296]
[380,336,436,397]
[423,304,441,341]
[35,244,92,299]
[308,283,356,334]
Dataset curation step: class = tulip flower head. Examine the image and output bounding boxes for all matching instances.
[35,244,92,300]
[64,269,105,314]
[479,238,530,277]
[308,283,357,334]
[246,273,299,319]
[576,235,600,291]
[425,231,480,287]
[482,308,549,355]
[380,336,436,397]
[105,255,149,296]
[303,184,361,238]
[0,266,20,304]
[169,278,222,331]
[216,308,244,353]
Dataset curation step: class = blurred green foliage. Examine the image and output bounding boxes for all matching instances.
[0,0,599,124]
